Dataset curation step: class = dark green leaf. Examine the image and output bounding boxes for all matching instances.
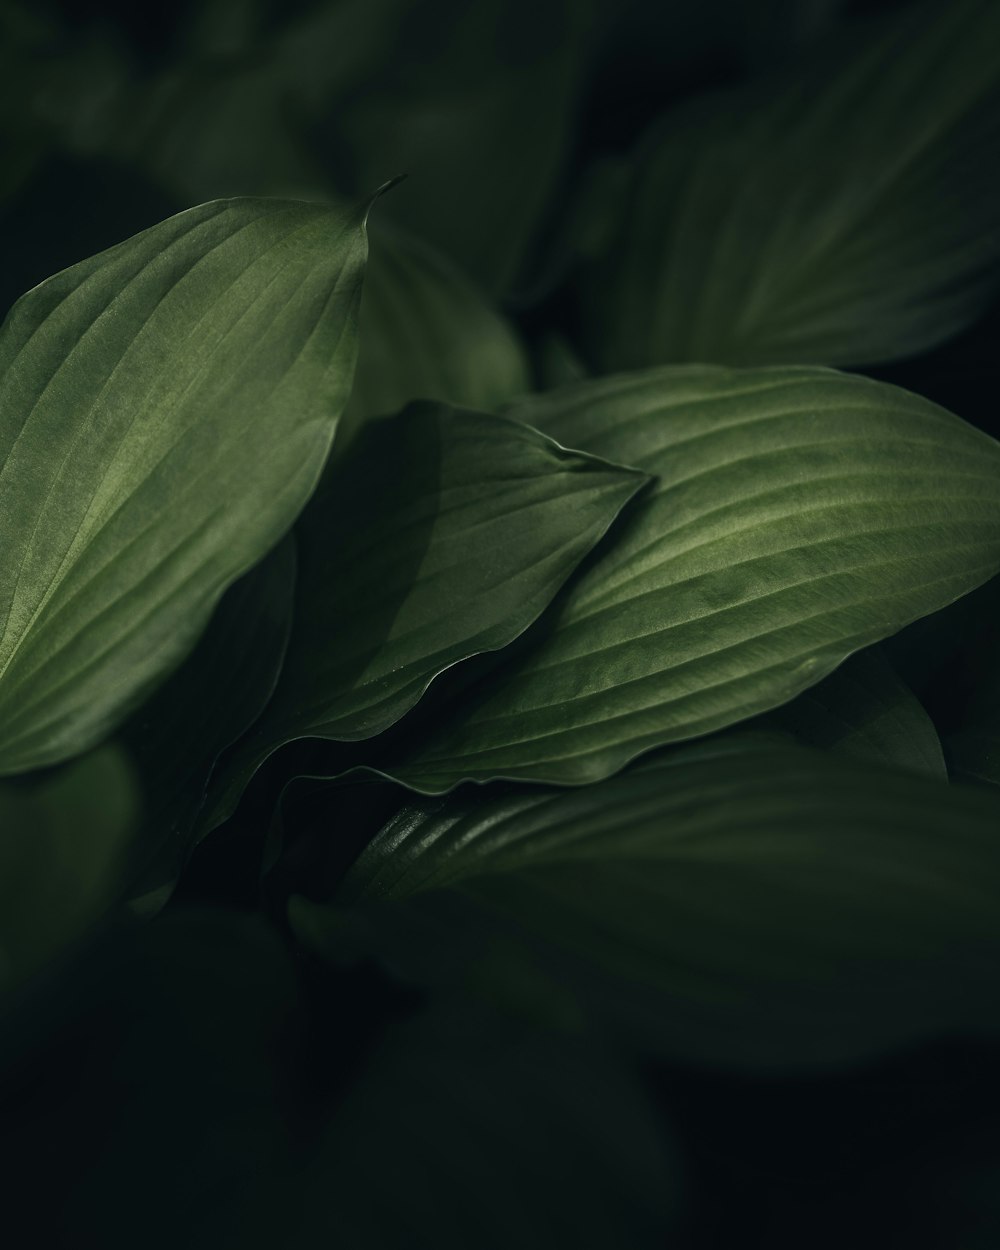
[121,537,296,913]
[0,746,136,989]
[582,0,1000,369]
[335,221,531,456]
[205,403,647,827]
[293,736,1000,1068]
[0,196,368,774]
[376,367,1000,790]
[339,0,594,292]
[296,1002,681,1249]
[762,645,945,776]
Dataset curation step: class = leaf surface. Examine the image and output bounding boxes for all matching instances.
[582,0,1000,369]
[204,403,646,828]
[0,196,368,773]
[121,537,296,913]
[762,645,945,776]
[293,737,1000,1068]
[335,221,530,455]
[376,367,1000,790]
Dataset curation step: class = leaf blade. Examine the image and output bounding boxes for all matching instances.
[295,737,1000,1067]
[0,196,368,773]
[582,0,1000,369]
[376,367,1000,790]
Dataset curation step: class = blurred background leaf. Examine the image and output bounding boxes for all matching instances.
[294,1000,683,1248]
[0,746,136,991]
[576,0,1000,370]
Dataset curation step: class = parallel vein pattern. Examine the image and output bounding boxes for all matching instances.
[296,736,1000,1067]
[382,367,1000,790]
[262,402,647,744]
[583,0,1000,369]
[0,197,368,773]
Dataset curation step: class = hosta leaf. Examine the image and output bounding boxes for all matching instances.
[0,746,136,989]
[339,0,594,293]
[582,0,1000,369]
[762,645,945,777]
[0,197,369,774]
[204,403,647,828]
[293,737,1000,1068]
[120,537,296,914]
[335,221,531,455]
[375,367,1000,791]
[297,1003,681,1249]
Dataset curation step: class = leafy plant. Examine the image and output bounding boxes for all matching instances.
[3,0,1000,1246]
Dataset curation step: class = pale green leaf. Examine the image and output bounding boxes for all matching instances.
[293,736,1000,1067]
[582,0,1000,369]
[0,196,368,774]
[375,367,1000,790]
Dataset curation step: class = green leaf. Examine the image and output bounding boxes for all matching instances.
[204,403,647,828]
[296,1002,681,1249]
[0,196,369,775]
[339,0,594,292]
[581,0,1000,369]
[121,537,296,914]
[335,220,531,456]
[761,645,946,777]
[375,366,1000,791]
[293,736,1000,1068]
[0,746,137,989]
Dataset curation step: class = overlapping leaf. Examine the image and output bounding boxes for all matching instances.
[335,221,531,455]
[762,645,945,777]
[293,736,1000,1068]
[0,196,368,774]
[296,1003,681,1249]
[373,367,1000,790]
[203,403,646,829]
[120,538,296,913]
[581,0,1000,369]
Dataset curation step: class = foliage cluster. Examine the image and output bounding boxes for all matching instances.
[3,0,1000,1245]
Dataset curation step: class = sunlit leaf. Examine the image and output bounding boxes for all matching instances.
[0,196,368,774]
[374,366,1000,790]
